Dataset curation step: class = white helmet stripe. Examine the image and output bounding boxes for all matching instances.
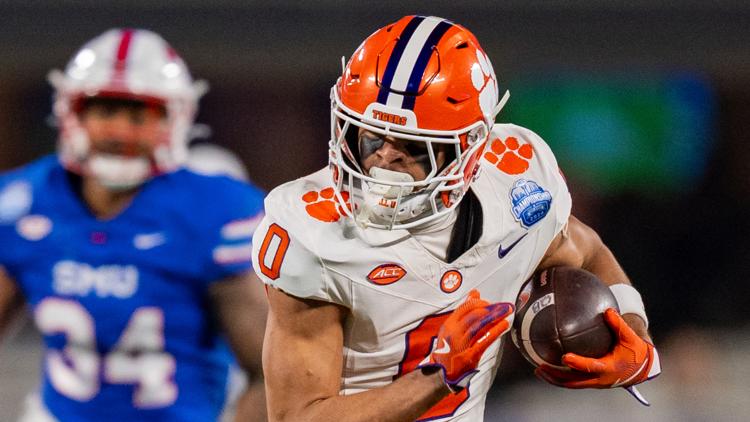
[385,17,446,108]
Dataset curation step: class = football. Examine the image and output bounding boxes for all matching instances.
[511,266,619,368]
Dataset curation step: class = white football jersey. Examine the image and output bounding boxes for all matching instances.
[252,124,571,421]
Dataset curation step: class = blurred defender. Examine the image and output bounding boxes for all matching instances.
[254,16,660,421]
[0,29,267,421]
[185,141,261,422]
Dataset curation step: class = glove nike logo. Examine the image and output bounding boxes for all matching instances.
[433,339,451,355]
[476,331,492,344]
[498,233,527,258]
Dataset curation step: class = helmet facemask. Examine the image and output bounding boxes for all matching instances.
[330,86,491,230]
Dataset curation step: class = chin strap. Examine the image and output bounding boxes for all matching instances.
[490,90,511,122]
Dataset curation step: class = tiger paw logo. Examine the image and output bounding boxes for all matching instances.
[484,137,533,175]
[302,187,350,223]
[472,50,498,119]
[440,270,463,293]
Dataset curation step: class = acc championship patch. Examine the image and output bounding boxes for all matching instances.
[510,179,552,228]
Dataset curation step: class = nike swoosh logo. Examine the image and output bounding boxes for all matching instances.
[134,233,167,250]
[476,331,492,344]
[498,233,528,258]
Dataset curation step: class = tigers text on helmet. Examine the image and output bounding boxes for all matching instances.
[48,28,208,190]
[330,15,509,230]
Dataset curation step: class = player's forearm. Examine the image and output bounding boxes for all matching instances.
[0,267,24,341]
[622,313,651,343]
[582,242,652,341]
[269,369,449,422]
[580,240,629,287]
[233,381,268,422]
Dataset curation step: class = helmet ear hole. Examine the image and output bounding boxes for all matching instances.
[438,143,457,174]
[70,96,87,115]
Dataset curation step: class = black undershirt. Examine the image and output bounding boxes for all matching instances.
[446,189,483,263]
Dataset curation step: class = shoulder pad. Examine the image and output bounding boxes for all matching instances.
[253,168,351,305]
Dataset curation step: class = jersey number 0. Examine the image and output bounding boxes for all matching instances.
[396,311,469,421]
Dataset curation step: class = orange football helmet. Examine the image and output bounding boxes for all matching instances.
[330,15,509,229]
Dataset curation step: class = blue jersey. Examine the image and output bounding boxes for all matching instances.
[0,156,265,422]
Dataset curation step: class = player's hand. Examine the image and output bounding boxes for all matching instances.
[419,289,514,393]
[535,308,661,390]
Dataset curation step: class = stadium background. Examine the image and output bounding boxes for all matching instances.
[1,2,748,420]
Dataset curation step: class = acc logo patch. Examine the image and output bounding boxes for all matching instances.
[367,264,406,286]
[510,179,552,228]
[440,270,463,293]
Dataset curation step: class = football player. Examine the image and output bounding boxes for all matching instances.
[185,141,262,421]
[0,29,267,421]
[253,16,660,421]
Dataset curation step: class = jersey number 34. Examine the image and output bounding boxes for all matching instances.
[35,298,177,408]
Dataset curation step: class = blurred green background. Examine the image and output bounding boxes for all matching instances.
[503,74,715,194]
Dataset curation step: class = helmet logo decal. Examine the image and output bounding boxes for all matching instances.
[484,137,534,175]
[302,187,351,223]
[367,264,407,285]
[472,49,498,119]
[377,16,453,110]
[440,270,463,293]
[372,110,407,126]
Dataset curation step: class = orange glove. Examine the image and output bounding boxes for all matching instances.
[535,308,661,404]
[419,289,514,392]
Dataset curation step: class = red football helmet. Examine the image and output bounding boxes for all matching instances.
[330,15,509,229]
[48,28,207,189]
